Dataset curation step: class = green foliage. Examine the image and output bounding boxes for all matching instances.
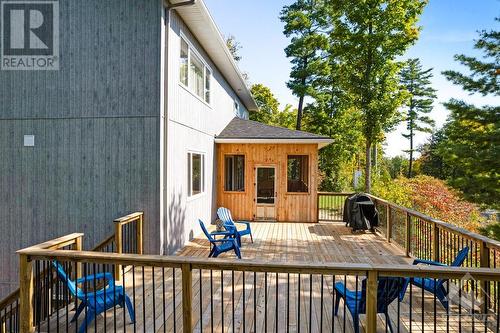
[438,101,500,208]
[280,0,330,130]
[250,84,280,124]
[436,18,500,209]
[326,0,427,192]
[225,34,242,62]
[479,221,500,242]
[399,58,436,177]
[417,129,453,180]
[383,155,410,179]
[442,20,499,96]
[250,83,298,129]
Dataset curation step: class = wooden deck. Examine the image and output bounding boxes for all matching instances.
[40,222,498,332]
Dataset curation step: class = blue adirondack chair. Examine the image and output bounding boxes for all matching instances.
[199,219,242,258]
[400,246,469,310]
[52,261,135,333]
[217,207,253,247]
[335,277,404,333]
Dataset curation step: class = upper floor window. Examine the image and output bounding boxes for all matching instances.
[180,36,211,104]
[188,152,205,197]
[233,100,240,116]
[287,155,309,193]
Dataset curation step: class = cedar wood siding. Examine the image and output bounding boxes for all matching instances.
[0,0,162,297]
[216,143,319,223]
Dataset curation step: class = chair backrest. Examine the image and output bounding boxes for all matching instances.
[199,220,215,242]
[217,207,234,225]
[52,261,77,296]
[360,277,404,313]
[451,247,469,267]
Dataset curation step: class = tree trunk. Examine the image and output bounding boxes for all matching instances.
[408,116,414,178]
[365,140,372,193]
[296,94,304,130]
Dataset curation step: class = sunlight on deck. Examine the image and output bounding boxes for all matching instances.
[40,222,497,332]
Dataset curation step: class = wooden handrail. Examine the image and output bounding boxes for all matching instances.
[16,248,500,281]
[113,211,143,281]
[366,193,500,249]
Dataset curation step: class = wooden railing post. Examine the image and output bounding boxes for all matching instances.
[19,254,34,333]
[479,240,490,313]
[137,213,144,255]
[386,205,392,243]
[405,213,411,257]
[181,263,193,333]
[365,270,378,333]
[114,222,123,281]
[432,224,440,262]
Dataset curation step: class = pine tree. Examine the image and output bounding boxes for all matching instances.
[280,0,330,130]
[439,18,499,208]
[400,58,436,177]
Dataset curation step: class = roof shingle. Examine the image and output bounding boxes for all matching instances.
[217,118,331,140]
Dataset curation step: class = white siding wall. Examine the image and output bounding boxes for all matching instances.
[164,11,249,254]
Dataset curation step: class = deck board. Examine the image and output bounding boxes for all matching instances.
[40,222,497,332]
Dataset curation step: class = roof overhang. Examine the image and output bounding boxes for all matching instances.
[215,138,334,149]
[166,0,258,112]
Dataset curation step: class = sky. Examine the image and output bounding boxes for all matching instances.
[204,0,499,157]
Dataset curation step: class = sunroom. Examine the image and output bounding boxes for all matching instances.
[215,117,333,222]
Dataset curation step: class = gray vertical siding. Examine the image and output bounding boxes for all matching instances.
[0,0,162,297]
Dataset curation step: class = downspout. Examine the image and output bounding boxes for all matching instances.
[161,0,196,255]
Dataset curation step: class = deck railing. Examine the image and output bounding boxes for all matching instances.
[317,192,354,222]
[16,242,500,333]
[0,212,143,333]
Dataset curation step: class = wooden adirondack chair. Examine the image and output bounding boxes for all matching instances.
[217,207,253,247]
[400,246,469,310]
[52,261,135,333]
[199,219,242,258]
[335,277,405,333]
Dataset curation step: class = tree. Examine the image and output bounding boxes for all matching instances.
[438,19,499,208]
[225,34,242,62]
[328,0,427,192]
[418,129,453,180]
[250,84,280,124]
[280,0,330,130]
[399,58,436,177]
[250,83,298,129]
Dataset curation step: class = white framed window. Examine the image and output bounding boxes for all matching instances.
[179,35,211,104]
[188,152,205,197]
[234,100,240,117]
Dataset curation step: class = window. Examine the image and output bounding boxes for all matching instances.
[179,36,211,104]
[189,51,204,98]
[287,155,309,193]
[233,100,240,117]
[205,68,211,104]
[224,155,245,191]
[188,152,205,197]
[180,38,189,85]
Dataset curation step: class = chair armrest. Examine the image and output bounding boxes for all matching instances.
[76,272,114,284]
[212,238,238,246]
[234,221,251,228]
[413,258,447,266]
[211,230,233,236]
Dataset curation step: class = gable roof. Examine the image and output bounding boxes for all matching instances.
[168,0,258,112]
[215,118,333,148]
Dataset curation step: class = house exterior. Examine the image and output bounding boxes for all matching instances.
[0,0,330,297]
